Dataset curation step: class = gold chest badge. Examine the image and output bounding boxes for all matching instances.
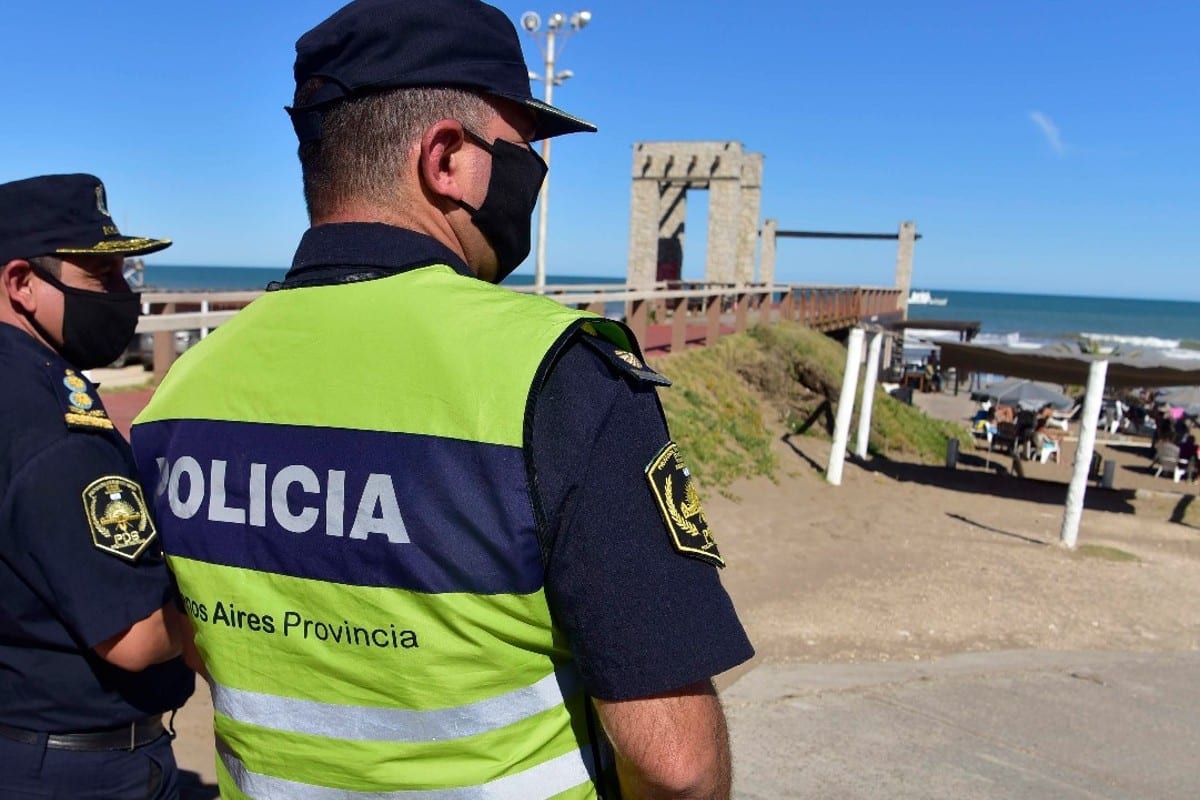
[82,476,157,561]
[645,442,724,567]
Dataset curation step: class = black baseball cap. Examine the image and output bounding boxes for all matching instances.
[287,0,597,143]
[0,174,171,262]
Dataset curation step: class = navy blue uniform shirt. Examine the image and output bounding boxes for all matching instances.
[0,324,193,732]
[280,223,753,700]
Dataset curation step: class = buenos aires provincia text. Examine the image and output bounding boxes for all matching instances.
[181,595,418,650]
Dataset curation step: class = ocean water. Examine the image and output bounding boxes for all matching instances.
[134,263,631,317]
[906,289,1200,358]
[137,264,287,291]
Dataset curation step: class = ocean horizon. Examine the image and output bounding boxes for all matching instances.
[134,264,1198,357]
[904,288,1199,358]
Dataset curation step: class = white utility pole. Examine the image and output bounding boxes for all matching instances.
[521,10,591,292]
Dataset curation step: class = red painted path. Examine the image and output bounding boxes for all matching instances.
[101,389,153,441]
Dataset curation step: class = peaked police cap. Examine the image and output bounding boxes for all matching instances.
[0,174,171,263]
[287,0,596,143]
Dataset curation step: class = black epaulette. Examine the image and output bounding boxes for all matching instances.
[579,335,671,387]
[56,368,115,432]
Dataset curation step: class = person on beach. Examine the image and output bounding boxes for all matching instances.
[923,352,942,393]
[130,1,753,797]
[0,174,194,798]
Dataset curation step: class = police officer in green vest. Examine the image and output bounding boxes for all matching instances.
[131,1,753,797]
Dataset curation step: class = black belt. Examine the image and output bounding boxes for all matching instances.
[0,716,164,752]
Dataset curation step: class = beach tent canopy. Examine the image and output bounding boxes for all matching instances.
[933,339,1200,549]
[939,341,1200,389]
[977,378,1074,411]
[1157,386,1200,415]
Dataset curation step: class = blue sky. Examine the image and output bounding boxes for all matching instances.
[4,1,1197,300]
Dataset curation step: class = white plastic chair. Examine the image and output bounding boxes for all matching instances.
[1151,441,1186,482]
[1048,403,1080,432]
[1038,438,1061,464]
[1107,401,1126,435]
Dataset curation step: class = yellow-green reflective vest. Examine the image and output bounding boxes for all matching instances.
[133,265,635,798]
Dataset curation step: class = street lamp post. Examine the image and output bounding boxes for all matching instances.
[521,10,591,292]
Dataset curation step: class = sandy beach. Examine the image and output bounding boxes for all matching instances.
[713,391,1200,673]
[91,372,1200,796]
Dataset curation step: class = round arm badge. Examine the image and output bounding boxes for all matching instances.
[644,442,725,567]
[82,476,158,561]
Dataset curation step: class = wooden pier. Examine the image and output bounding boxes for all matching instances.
[135,282,903,380]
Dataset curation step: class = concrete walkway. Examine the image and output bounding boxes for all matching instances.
[726,650,1200,799]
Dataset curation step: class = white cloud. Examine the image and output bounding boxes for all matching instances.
[1029,111,1065,155]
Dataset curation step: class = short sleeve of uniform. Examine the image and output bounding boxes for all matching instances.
[3,434,175,649]
[531,336,754,701]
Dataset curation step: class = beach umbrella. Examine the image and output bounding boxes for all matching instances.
[978,378,1073,411]
[1156,385,1200,415]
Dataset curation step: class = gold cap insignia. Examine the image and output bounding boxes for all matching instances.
[95,184,111,218]
[645,442,724,567]
[82,476,157,561]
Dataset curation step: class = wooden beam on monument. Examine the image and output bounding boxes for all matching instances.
[775,230,924,240]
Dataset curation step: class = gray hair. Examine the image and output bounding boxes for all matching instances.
[295,81,492,220]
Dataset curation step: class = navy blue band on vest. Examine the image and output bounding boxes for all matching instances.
[133,419,543,594]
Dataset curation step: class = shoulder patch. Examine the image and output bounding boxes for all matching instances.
[580,335,671,386]
[645,442,724,567]
[60,369,114,431]
[82,476,157,562]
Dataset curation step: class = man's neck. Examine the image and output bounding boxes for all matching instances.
[313,203,469,267]
[0,315,58,356]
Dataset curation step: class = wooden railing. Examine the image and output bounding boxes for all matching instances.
[134,283,903,379]
[514,282,902,350]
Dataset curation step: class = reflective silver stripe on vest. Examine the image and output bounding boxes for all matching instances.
[219,741,594,799]
[211,668,580,742]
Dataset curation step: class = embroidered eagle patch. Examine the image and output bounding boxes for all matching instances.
[82,476,157,561]
[645,442,724,567]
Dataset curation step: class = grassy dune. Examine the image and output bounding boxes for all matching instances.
[647,322,972,489]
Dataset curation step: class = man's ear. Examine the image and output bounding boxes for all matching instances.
[1,260,38,314]
[418,120,469,203]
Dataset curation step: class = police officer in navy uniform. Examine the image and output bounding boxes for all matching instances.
[0,175,194,798]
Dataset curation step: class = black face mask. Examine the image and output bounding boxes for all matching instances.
[29,264,142,369]
[456,129,548,282]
